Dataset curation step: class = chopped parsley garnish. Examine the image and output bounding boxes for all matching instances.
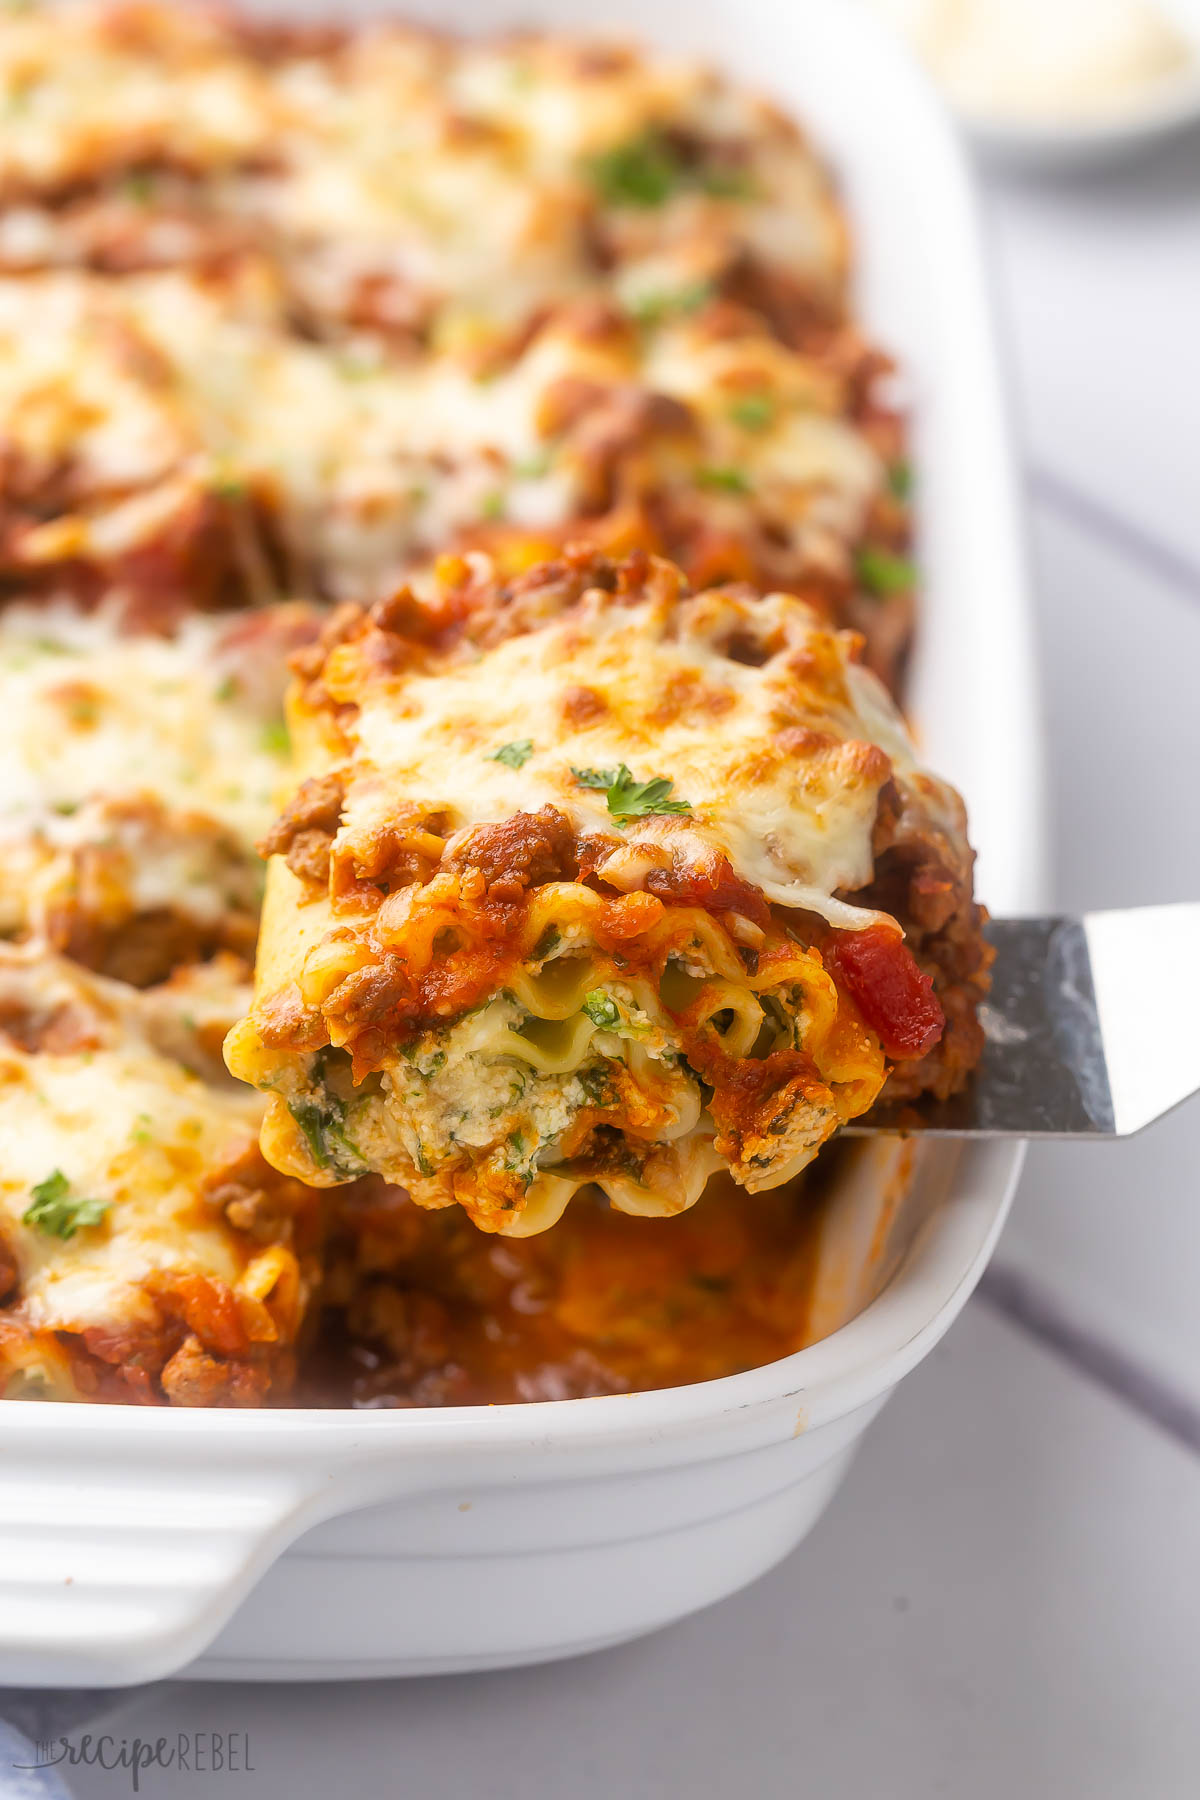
[512,450,552,480]
[122,170,156,206]
[582,991,621,1030]
[586,131,761,210]
[490,739,534,769]
[586,131,683,208]
[261,719,290,756]
[696,465,751,495]
[728,393,775,432]
[628,278,713,325]
[888,459,913,502]
[571,763,692,821]
[214,674,238,702]
[481,490,507,522]
[209,464,247,501]
[23,1171,109,1241]
[856,546,918,597]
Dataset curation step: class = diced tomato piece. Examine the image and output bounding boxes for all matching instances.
[644,851,771,929]
[825,924,944,1060]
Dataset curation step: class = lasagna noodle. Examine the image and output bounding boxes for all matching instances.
[0,946,321,1405]
[226,549,978,1235]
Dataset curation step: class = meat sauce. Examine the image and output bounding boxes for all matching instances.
[293,1160,847,1407]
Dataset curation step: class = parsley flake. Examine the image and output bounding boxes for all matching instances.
[628,278,713,326]
[209,462,247,501]
[728,393,775,432]
[260,719,290,756]
[856,546,917,597]
[570,765,618,790]
[122,170,156,206]
[696,465,751,495]
[887,459,913,503]
[572,763,692,821]
[23,1171,109,1241]
[491,739,534,769]
[586,131,682,208]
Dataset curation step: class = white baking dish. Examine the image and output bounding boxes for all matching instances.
[0,0,1038,1688]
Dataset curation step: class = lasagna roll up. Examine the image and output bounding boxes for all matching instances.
[227,549,987,1236]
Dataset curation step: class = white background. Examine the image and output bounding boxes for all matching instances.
[7,91,1200,1800]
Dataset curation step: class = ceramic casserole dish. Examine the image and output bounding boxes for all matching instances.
[0,0,1038,1687]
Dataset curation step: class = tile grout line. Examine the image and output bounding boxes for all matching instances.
[1028,464,1200,602]
[977,1261,1200,1459]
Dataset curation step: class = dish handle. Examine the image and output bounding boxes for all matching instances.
[0,1428,334,1687]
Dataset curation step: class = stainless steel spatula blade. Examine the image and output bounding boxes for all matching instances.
[846,902,1200,1140]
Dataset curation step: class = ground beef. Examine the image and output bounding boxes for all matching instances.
[442,806,578,902]
[259,769,347,886]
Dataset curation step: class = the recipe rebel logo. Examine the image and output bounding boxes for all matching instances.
[15,1731,256,1791]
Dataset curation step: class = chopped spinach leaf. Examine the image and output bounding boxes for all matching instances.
[582,991,621,1030]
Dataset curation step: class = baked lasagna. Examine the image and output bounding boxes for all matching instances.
[0,2,985,1405]
[227,548,986,1235]
[0,3,914,688]
[0,944,320,1403]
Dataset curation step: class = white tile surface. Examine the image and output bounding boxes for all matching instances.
[56,1306,1200,1800]
[983,140,1200,571]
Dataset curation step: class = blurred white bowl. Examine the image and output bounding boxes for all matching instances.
[873,0,1200,171]
[961,69,1200,171]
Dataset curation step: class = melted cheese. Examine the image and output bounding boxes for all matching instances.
[338,584,939,929]
[0,601,289,844]
[0,7,845,331]
[0,1044,260,1330]
[0,264,881,602]
[0,946,262,1332]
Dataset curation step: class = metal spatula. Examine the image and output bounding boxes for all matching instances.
[846,902,1199,1140]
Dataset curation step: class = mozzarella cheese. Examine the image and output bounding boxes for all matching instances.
[0,946,262,1334]
[0,263,881,604]
[338,582,947,930]
[0,600,289,843]
[0,1044,260,1331]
